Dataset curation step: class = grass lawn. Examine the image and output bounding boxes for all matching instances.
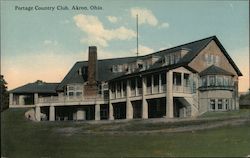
[1,108,250,158]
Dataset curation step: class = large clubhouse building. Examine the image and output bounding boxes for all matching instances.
[9,36,242,121]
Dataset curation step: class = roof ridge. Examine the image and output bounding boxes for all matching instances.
[75,36,216,63]
[141,35,216,58]
[76,56,138,63]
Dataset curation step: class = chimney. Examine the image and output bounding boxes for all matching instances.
[87,46,97,85]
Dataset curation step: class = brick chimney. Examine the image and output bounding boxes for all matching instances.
[84,46,98,96]
[88,46,97,84]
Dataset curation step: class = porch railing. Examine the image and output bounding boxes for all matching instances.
[38,95,105,104]
[173,85,192,93]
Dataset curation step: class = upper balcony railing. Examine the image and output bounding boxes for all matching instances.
[38,94,106,104]
[173,85,192,94]
[198,85,234,91]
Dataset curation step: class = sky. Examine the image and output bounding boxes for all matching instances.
[1,0,249,92]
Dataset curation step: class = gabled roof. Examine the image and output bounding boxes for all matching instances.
[9,81,59,93]
[57,35,242,90]
[199,65,234,76]
[208,36,242,76]
[56,56,137,91]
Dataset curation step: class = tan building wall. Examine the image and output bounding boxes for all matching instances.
[199,90,233,114]
[188,40,238,76]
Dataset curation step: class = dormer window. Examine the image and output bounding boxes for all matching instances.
[112,65,123,73]
[164,52,181,66]
[78,68,82,75]
[138,63,143,69]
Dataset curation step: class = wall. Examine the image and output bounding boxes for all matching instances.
[188,40,238,76]
[199,90,233,114]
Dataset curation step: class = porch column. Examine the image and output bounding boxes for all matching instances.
[135,78,138,96]
[35,106,41,121]
[159,73,162,93]
[151,75,154,93]
[95,104,100,120]
[34,93,38,104]
[109,88,114,120]
[49,106,55,121]
[126,80,133,119]
[142,77,148,119]
[76,109,86,120]
[166,70,173,118]
[126,80,131,97]
[109,102,114,120]
[19,95,25,105]
[9,93,13,106]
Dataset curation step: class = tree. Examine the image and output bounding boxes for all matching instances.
[0,75,9,112]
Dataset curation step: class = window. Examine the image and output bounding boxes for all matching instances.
[209,76,215,86]
[138,64,143,69]
[112,65,118,72]
[205,54,219,65]
[165,55,170,65]
[131,79,136,90]
[111,84,115,93]
[117,82,121,92]
[224,76,232,86]
[76,92,82,96]
[161,72,166,85]
[174,53,181,63]
[146,75,151,87]
[218,99,223,109]
[202,77,207,87]
[75,85,82,91]
[210,99,215,110]
[122,82,126,92]
[153,74,159,86]
[78,68,82,75]
[98,84,102,94]
[69,92,74,96]
[184,73,190,87]
[67,84,83,97]
[173,72,182,85]
[217,76,223,86]
[170,55,175,65]
[68,86,74,91]
[137,77,142,88]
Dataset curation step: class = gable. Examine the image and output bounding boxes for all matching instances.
[188,40,240,76]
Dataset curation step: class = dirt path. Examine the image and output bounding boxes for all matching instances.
[54,116,250,135]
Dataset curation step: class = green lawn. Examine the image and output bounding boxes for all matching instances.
[1,108,250,158]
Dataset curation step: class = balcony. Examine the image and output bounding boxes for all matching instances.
[198,85,234,91]
[38,95,106,104]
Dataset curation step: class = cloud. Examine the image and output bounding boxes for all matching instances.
[131,44,154,56]
[73,14,136,47]
[107,16,118,23]
[60,19,70,24]
[159,22,169,29]
[43,40,58,46]
[130,7,158,26]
